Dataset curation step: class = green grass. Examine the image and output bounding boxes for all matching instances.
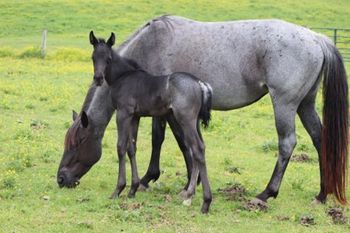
[1,0,350,232]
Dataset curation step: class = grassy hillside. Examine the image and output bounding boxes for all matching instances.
[1,1,350,232]
[0,0,350,50]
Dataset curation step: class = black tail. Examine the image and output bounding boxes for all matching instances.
[318,35,349,204]
[198,81,213,128]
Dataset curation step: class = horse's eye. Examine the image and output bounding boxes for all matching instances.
[107,58,111,64]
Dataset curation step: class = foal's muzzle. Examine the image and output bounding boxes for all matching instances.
[94,75,104,86]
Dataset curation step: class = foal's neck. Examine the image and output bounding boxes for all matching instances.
[106,50,140,85]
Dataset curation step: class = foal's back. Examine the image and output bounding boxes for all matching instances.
[110,71,204,117]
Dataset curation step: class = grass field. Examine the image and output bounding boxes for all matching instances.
[1,1,350,232]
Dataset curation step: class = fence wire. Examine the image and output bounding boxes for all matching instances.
[312,28,350,62]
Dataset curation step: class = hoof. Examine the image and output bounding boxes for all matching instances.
[127,192,136,198]
[182,198,192,206]
[311,198,322,206]
[178,190,188,199]
[109,192,119,199]
[137,184,148,192]
[201,204,210,214]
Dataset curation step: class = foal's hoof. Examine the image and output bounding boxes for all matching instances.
[311,198,322,206]
[201,203,210,214]
[182,198,192,206]
[178,190,188,199]
[127,193,136,198]
[137,184,148,192]
[109,192,119,199]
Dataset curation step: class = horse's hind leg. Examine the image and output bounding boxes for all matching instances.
[140,117,166,189]
[297,91,325,203]
[127,117,141,198]
[256,100,297,202]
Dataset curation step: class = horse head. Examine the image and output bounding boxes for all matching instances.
[57,110,102,188]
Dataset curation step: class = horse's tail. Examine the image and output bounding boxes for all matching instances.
[198,81,213,128]
[318,35,349,204]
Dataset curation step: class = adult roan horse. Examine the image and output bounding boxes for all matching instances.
[88,31,213,212]
[58,15,348,206]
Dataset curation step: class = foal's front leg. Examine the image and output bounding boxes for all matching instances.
[110,112,132,199]
[127,117,140,198]
[139,117,166,189]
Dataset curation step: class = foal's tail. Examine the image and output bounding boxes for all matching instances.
[318,35,349,204]
[198,81,213,128]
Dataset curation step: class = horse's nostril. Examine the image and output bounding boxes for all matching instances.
[57,176,64,185]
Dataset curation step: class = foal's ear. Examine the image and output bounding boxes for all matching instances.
[72,110,78,121]
[107,32,115,47]
[81,111,89,128]
[89,31,98,46]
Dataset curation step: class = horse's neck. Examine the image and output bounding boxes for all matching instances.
[86,82,114,138]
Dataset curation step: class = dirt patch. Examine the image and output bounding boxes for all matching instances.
[217,183,247,201]
[76,197,90,203]
[291,153,312,163]
[300,215,315,226]
[244,199,268,212]
[327,207,348,224]
[164,194,172,202]
[225,166,241,174]
[118,202,143,211]
[276,215,290,221]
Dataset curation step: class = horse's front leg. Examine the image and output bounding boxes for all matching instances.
[139,117,166,189]
[127,117,140,198]
[110,111,132,199]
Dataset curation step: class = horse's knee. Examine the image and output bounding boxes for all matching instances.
[278,133,296,159]
[127,143,137,156]
[117,143,127,156]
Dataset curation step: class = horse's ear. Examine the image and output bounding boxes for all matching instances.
[107,32,115,47]
[89,31,98,46]
[72,110,78,121]
[81,111,89,128]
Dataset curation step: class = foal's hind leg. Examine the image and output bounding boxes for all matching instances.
[178,119,212,213]
[167,114,196,191]
[256,101,297,202]
[127,117,141,198]
[297,94,325,203]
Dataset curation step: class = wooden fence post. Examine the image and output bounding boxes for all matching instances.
[41,29,47,58]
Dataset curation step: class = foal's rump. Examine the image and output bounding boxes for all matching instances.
[168,72,212,127]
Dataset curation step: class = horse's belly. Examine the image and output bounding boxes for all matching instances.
[211,82,268,110]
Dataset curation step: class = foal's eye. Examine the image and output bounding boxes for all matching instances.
[107,57,112,64]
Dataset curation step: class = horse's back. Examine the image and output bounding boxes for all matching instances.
[122,16,326,109]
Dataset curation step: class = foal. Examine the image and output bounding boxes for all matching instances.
[90,31,213,213]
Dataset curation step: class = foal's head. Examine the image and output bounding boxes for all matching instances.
[57,110,102,188]
[90,31,115,86]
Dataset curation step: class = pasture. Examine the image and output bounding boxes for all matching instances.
[1,0,350,232]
